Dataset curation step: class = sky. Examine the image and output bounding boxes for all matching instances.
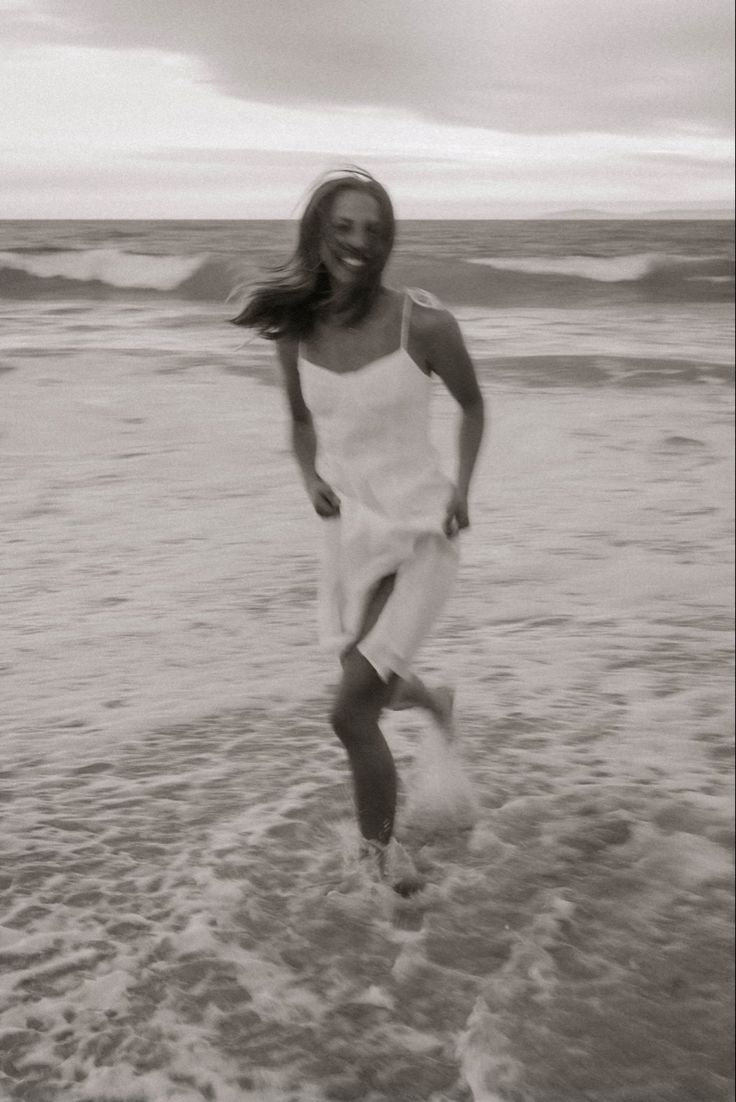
[1,0,734,218]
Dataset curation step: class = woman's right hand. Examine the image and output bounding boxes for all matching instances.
[306,475,341,518]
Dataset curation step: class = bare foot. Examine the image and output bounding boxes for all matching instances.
[360,838,425,896]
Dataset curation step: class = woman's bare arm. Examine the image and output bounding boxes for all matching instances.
[414,307,485,535]
[275,339,341,518]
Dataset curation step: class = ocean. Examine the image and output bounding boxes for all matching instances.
[1,219,734,1101]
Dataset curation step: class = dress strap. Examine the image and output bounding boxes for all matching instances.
[400,292,412,350]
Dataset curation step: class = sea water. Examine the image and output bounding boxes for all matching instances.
[1,219,734,1100]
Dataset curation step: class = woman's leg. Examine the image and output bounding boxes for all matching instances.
[330,551,456,843]
[331,575,399,842]
[346,571,452,725]
[359,534,459,728]
[330,647,397,843]
[331,641,424,893]
[330,575,435,893]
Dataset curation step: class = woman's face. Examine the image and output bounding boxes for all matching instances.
[319,188,391,288]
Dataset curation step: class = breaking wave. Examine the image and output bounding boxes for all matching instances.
[466,250,732,284]
[1,244,733,308]
[0,249,236,301]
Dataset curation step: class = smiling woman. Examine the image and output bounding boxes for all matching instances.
[231,167,485,894]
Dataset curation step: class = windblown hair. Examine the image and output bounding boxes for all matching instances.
[230,167,396,341]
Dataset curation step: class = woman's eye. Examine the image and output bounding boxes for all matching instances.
[331,222,382,236]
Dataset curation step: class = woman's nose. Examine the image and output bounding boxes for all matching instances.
[344,226,368,251]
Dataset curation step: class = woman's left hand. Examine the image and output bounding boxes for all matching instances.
[443,488,469,538]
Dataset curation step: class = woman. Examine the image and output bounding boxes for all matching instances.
[232,168,484,893]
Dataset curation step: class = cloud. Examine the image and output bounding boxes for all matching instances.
[9,0,734,136]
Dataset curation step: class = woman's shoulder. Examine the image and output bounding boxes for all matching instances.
[403,287,457,339]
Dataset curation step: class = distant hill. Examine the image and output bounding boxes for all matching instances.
[642,209,735,220]
[538,207,735,220]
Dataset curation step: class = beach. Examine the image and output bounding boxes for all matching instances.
[0,219,734,1100]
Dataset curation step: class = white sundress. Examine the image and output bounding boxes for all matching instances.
[298,288,460,682]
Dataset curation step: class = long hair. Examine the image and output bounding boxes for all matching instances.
[230,167,395,341]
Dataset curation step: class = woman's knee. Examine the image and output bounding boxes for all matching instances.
[330,695,359,747]
[330,682,380,743]
[330,652,388,747]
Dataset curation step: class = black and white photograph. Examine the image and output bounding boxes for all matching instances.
[1,1,734,1099]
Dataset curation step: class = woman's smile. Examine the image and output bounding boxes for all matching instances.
[339,254,368,270]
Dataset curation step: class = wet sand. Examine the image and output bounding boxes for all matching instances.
[1,345,733,1100]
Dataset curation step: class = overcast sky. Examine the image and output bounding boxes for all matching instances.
[1,0,733,217]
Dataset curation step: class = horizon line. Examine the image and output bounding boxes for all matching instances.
[2,213,734,222]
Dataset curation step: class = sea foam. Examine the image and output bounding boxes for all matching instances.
[403,724,479,835]
[466,251,720,283]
